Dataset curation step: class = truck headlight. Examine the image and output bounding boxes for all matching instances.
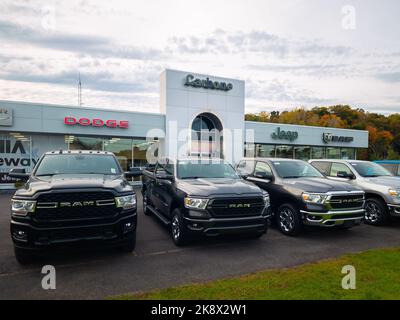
[184,197,209,210]
[389,189,400,199]
[115,195,136,210]
[11,199,36,216]
[302,193,327,204]
[263,193,270,208]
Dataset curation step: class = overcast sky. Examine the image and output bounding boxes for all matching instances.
[0,0,399,114]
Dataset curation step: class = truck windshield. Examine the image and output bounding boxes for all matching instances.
[272,160,324,178]
[349,162,392,177]
[177,160,239,179]
[35,154,121,176]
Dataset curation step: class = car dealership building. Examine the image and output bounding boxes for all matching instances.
[0,69,368,188]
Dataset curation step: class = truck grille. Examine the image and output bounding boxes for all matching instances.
[35,192,119,220]
[326,194,364,210]
[208,197,265,218]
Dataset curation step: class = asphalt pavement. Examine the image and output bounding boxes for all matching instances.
[1,190,400,299]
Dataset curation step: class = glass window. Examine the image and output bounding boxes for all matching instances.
[330,162,353,177]
[340,148,355,160]
[104,138,132,171]
[378,163,396,175]
[294,146,311,161]
[271,160,323,178]
[237,160,255,176]
[311,161,331,175]
[256,144,275,157]
[254,161,273,176]
[275,145,293,158]
[68,136,103,151]
[397,165,400,176]
[349,161,392,177]
[191,114,222,158]
[177,160,239,179]
[132,140,157,167]
[244,143,255,158]
[35,154,121,175]
[326,147,341,159]
[311,147,325,159]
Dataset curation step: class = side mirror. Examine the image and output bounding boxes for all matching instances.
[254,171,274,181]
[337,171,355,179]
[9,168,30,181]
[125,167,143,178]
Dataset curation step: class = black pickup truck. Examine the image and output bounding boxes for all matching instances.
[236,158,365,236]
[9,150,139,264]
[141,158,271,245]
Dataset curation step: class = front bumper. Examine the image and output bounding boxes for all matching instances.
[300,208,365,227]
[388,204,400,216]
[10,210,137,251]
[183,215,269,236]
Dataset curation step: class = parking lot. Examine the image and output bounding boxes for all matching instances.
[1,189,400,300]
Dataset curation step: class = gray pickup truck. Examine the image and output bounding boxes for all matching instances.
[309,159,400,225]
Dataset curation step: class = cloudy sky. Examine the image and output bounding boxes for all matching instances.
[0,0,399,114]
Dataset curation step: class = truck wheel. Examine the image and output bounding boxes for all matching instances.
[171,209,189,246]
[14,247,34,265]
[365,198,389,226]
[276,203,302,236]
[121,231,136,252]
[142,191,151,216]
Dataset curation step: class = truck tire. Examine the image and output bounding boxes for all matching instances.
[365,197,389,226]
[121,231,137,252]
[142,190,151,216]
[276,203,303,236]
[14,247,34,265]
[171,209,190,246]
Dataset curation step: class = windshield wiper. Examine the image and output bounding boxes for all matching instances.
[364,175,389,177]
[282,176,301,179]
[181,176,201,179]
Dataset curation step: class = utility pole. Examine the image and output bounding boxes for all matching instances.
[78,72,82,107]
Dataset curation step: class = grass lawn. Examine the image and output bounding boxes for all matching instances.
[112,247,400,300]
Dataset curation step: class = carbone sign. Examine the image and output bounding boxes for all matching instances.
[184,74,233,91]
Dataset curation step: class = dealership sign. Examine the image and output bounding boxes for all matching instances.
[322,133,354,144]
[271,127,298,142]
[184,74,233,92]
[0,137,38,184]
[64,117,129,129]
[0,107,13,126]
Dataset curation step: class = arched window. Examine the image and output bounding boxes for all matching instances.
[191,113,223,158]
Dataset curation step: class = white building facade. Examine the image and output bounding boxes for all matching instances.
[0,69,369,189]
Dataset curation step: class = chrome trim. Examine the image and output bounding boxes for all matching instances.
[96,199,116,206]
[305,216,364,227]
[36,199,116,208]
[184,215,267,222]
[388,204,400,215]
[300,209,365,216]
[36,202,58,209]
[204,224,266,233]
